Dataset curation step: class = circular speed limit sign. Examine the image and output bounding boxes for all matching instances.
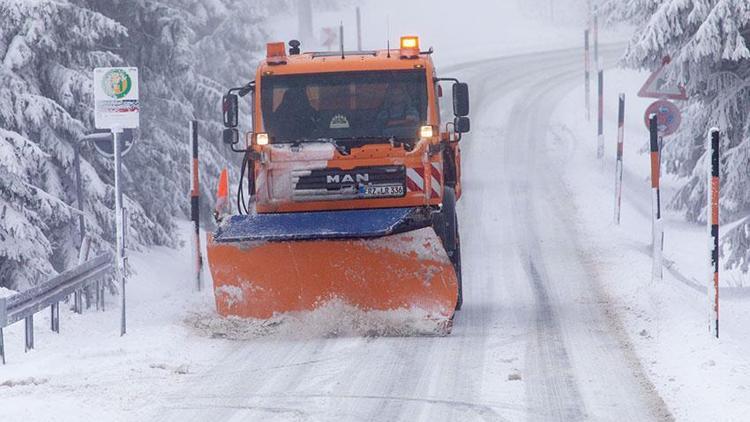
[644,100,681,136]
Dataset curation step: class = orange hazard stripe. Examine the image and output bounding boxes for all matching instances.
[650,152,660,188]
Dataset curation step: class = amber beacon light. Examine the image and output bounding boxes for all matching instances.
[400,36,420,58]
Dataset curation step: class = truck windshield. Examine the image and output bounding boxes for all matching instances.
[261,70,428,142]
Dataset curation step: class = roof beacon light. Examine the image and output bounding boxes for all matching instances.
[400,36,420,59]
[266,42,287,65]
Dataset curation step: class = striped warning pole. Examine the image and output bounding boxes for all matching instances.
[649,114,663,281]
[584,30,591,122]
[593,8,599,71]
[189,120,203,292]
[708,128,720,338]
[597,69,604,159]
[614,93,625,224]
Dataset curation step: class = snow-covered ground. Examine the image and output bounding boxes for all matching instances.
[551,67,750,421]
[2,3,749,421]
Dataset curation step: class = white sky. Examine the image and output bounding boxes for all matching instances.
[270,0,606,65]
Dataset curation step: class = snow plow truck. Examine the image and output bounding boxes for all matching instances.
[207,36,471,331]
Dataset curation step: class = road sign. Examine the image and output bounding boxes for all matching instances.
[94,67,140,130]
[644,100,681,136]
[321,27,338,50]
[638,56,688,101]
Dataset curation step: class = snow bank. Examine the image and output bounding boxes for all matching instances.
[187,298,450,340]
[550,67,750,421]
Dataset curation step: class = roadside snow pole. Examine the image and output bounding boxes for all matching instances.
[708,128,720,338]
[649,114,663,281]
[298,0,313,45]
[356,6,362,50]
[190,120,203,292]
[585,30,591,122]
[94,66,139,337]
[597,69,604,159]
[593,8,599,71]
[614,93,625,224]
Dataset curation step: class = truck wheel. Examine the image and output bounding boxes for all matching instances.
[441,187,458,251]
[453,225,463,311]
[433,187,462,310]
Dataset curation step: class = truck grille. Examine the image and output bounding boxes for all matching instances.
[293,165,406,201]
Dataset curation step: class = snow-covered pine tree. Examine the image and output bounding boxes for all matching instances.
[81,0,270,231]
[0,0,129,290]
[1,0,275,290]
[605,0,750,277]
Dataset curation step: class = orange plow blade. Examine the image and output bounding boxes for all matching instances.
[207,209,458,323]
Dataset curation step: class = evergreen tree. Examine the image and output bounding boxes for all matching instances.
[606,0,750,275]
[0,0,127,289]
[0,0,274,290]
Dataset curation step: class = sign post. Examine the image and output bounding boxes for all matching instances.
[94,67,140,336]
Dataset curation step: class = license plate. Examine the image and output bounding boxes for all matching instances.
[362,185,405,198]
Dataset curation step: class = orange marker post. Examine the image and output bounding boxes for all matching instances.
[649,114,663,281]
[189,120,203,291]
[708,129,720,338]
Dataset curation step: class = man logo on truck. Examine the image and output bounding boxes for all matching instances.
[327,173,370,185]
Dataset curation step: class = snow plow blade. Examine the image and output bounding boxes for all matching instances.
[207,208,458,323]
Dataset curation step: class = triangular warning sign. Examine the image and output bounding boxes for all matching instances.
[638,56,688,101]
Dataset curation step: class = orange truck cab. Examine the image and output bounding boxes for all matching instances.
[208,36,471,326]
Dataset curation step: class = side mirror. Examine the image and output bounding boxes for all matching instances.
[454,117,470,134]
[452,82,470,117]
[223,128,239,145]
[223,94,239,128]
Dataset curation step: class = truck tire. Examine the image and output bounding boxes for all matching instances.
[433,187,462,310]
[453,224,463,311]
[441,187,458,252]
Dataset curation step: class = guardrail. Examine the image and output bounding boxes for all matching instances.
[0,253,113,364]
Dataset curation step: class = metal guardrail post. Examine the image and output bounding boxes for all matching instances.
[25,315,34,352]
[51,302,60,333]
[0,297,6,364]
[1,254,113,363]
[74,290,83,314]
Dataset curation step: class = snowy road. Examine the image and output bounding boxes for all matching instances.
[148,47,673,421]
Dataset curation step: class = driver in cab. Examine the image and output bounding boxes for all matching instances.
[376,85,419,128]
